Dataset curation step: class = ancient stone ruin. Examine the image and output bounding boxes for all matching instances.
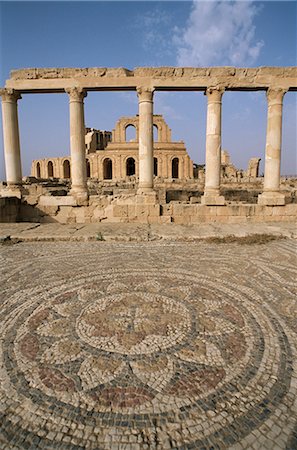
[0,66,296,224]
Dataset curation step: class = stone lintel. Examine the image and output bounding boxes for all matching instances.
[5,66,297,92]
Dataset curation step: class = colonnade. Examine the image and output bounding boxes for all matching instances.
[0,85,288,205]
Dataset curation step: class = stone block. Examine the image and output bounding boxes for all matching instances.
[41,205,59,215]
[201,194,225,206]
[255,205,273,216]
[228,216,248,224]
[135,192,157,204]
[158,216,172,224]
[172,203,184,216]
[113,205,128,218]
[39,195,77,206]
[271,204,297,216]
[148,205,160,217]
[258,193,285,206]
[190,215,208,224]
[172,215,190,225]
[135,204,150,217]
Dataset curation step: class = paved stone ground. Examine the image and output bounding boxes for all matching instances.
[0,221,297,243]
[0,239,296,449]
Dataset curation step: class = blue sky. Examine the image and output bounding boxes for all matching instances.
[0,1,296,178]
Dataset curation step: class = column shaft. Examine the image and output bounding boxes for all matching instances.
[258,88,286,205]
[201,87,225,205]
[137,87,154,193]
[66,87,88,200]
[0,89,22,185]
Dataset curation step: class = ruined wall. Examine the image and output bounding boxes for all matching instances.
[31,115,193,181]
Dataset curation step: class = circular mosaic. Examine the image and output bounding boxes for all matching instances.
[0,240,296,449]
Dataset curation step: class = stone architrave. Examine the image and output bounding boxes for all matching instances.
[258,88,287,206]
[201,87,225,205]
[137,87,154,193]
[65,87,88,201]
[0,88,22,186]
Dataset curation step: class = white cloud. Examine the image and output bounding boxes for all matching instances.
[174,1,264,67]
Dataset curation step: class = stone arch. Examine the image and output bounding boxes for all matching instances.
[126,157,136,176]
[125,124,137,142]
[154,157,158,176]
[36,162,41,178]
[47,161,54,178]
[63,159,70,178]
[153,124,159,142]
[86,159,91,178]
[172,157,179,179]
[103,158,113,180]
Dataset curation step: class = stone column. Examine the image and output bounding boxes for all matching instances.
[0,88,22,186]
[137,87,154,193]
[201,87,225,205]
[258,88,287,206]
[65,87,88,202]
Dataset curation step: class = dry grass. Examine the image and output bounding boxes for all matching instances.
[205,234,285,245]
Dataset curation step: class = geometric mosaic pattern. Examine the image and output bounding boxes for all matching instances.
[0,239,296,449]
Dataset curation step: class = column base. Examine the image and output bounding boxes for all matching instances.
[201,193,225,206]
[137,186,154,195]
[70,187,89,205]
[1,184,23,199]
[258,191,285,206]
[136,191,157,205]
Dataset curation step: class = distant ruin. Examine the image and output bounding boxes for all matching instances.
[30,115,260,183]
[0,66,296,224]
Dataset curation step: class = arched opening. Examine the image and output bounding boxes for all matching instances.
[103,158,113,180]
[63,159,70,178]
[154,157,158,176]
[172,157,179,179]
[36,162,41,178]
[153,124,158,142]
[47,161,54,178]
[86,159,91,178]
[125,124,136,142]
[126,157,136,176]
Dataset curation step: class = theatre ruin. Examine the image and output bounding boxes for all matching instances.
[0,66,296,224]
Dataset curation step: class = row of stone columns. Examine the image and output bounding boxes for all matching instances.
[0,86,287,205]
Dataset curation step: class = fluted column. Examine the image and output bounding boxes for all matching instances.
[66,87,88,201]
[201,87,225,205]
[258,88,287,206]
[137,87,154,193]
[0,88,22,186]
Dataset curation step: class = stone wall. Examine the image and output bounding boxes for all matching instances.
[0,197,20,222]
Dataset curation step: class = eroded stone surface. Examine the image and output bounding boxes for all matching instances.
[0,239,296,449]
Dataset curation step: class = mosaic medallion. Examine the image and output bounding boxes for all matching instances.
[0,240,296,449]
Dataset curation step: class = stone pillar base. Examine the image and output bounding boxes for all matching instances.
[258,192,285,206]
[70,188,89,205]
[1,184,23,199]
[137,186,154,195]
[136,191,157,205]
[201,194,225,206]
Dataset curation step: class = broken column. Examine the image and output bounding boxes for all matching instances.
[0,88,22,187]
[66,87,88,202]
[201,87,225,205]
[137,87,154,194]
[258,88,287,205]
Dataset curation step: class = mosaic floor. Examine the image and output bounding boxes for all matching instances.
[0,239,296,450]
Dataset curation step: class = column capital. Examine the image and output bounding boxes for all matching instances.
[65,87,87,102]
[266,87,287,105]
[205,86,225,101]
[0,88,22,102]
[137,86,154,102]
